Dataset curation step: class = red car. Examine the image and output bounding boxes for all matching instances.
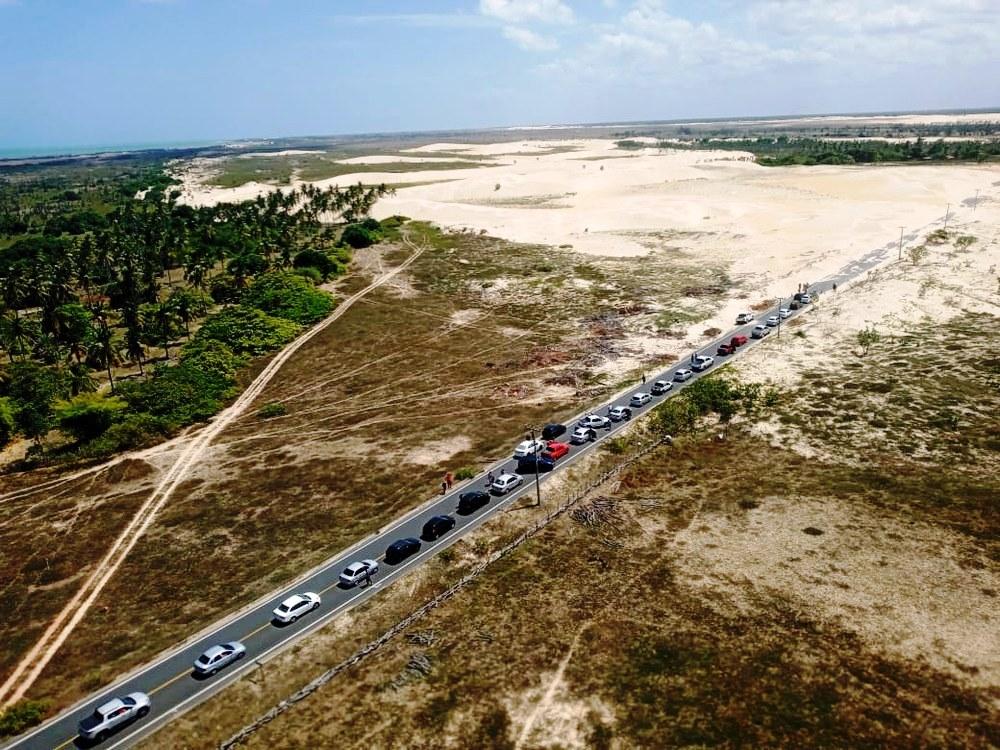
[543,441,570,460]
[717,342,735,355]
[731,334,748,347]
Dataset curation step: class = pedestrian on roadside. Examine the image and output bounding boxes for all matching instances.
[832,282,838,292]
[441,481,447,495]
[445,472,453,489]
[364,568,373,587]
[487,470,495,488]
[641,372,646,384]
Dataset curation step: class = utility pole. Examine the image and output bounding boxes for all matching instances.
[898,226,905,261]
[944,203,951,232]
[973,189,980,212]
[776,298,781,337]
[527,426,542,507]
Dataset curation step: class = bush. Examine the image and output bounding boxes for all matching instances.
[293,266,324,284]
[209,273,241,304]
[293,249,345,280]
[0,699,48,739]
[54,392,128,442]
[178,339,246,382]
[360,217,381,232]
[257,402,287,419]
[193,305,302,356]
[81,413,172,456]
[0,397,15,448]
[454,467,475,480]
[341,224,378,249]
[243,271,334,324]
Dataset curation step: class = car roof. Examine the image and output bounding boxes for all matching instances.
[96,698,125,714]
[281,594,305,606]
[200,644,228,660]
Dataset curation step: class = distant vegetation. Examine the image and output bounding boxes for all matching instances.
[0,158,393,466]
[616,136,1000,165]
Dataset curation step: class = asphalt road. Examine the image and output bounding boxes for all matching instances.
[3,235,902,750]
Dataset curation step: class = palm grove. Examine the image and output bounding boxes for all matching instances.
[0,159,392,463]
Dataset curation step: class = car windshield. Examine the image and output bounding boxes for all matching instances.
[91,709,105,720]
[277,603,290,611]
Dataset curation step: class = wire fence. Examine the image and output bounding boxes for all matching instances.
[219,434,670,749]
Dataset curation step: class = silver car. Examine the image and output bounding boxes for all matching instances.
[570,426,597,444]
[193,641,246,676]
[673,368,693,382]
[339,559,380,587]
[78,692,150,742]
[272,592,321,624]
[751,324,770,338]
[491,472,524,495]
[650,379,673,395]
[779,307,791,318]
[578,414,611,430]
[691,355,714,372]
[766,315,780,326]
[629,392,652,407]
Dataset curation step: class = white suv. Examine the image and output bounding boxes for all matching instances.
[691,355,714,372]
[578,414,611,430]
[513,438,546,458]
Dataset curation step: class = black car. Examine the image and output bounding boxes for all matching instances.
[422,514,456,541]
[457,490,490,515]
[516,454,555,474]
[541,423,567,441]
[385,537,421,564]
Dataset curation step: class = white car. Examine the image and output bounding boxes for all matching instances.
[578,414,611,430]
[78,692,150,742]
[629,392,652,407]
[736,312,754,324]
[608,405,632,422]
[650,379,673,395]
[339,559,379,587]
[779,307,791,319]
[491,472,524,495]
[673,368,693,382]
[193,641,246,676]
[800,293,812,303]
[765,315,780,327]
[752,324,770,338]
[513,438,546,458]
[272,592,321,624]
[691,355,714,372]
[570,426,597,444]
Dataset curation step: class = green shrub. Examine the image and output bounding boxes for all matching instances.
[293,249,344,280]
[454,467,476,480]
[360,217,381,232]
[258,402,287,419]
[341,224,377,249]
[243,271,334,325]
[178,339,246,382]
[81,413,172,456]
[193,305,302,356]
[54,392,128,442]
[293,266,324,284]
[209,273,241,304]
[0,397,15,448]
[0,699,48,739]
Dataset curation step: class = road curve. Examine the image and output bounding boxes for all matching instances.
[0,211,949,750]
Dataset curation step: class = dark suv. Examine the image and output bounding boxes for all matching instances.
[541,423,566,440]
[422,514,456,541]
[516,454,555,474]
[385,537,421,564]
[458,490,490,514]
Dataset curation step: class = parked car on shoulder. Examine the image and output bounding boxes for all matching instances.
[272,592,321,624]
[570,426,597,444]
[541,423,566,440]
[385,537,422,564]
[736,312,754,324]
[513,438,546,458]
[731,334,748,347]
[578,414,611,430]
[800,293,812,303]
[717,342,735,355]
[650,379,673,395]
[752,324,770,338]
[779,307,791,319]
[544,441,570,460]
[608,405,632,422]
[339,559,380,586]
[78,693,151,742]
[193,642,246,676]
[458,490,490,514]
[421,515,456,541]
[629,392,652,407]
[491,472,524,495]
[674,368,693,382]
[692,355,714,372]
[766,315,780,327]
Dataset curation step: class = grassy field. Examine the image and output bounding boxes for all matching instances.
[0,221,731,718]
[143,300,999,749]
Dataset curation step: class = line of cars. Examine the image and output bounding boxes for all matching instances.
[74,296,811,746]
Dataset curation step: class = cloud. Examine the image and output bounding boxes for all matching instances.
[338,13,493,29]
[480,0,574,25]
[503,25,559,51]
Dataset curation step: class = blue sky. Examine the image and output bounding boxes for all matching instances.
[1,0,998,150]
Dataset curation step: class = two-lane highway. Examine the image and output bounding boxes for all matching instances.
[3,229,909,750]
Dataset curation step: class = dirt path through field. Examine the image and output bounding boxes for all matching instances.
[0,240,424,708]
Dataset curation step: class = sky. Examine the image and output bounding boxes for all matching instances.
[1,0,998,151]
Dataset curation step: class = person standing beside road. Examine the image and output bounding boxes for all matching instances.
[440,481,447,495]
[445,472,453,490]
[486,470,495,489]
